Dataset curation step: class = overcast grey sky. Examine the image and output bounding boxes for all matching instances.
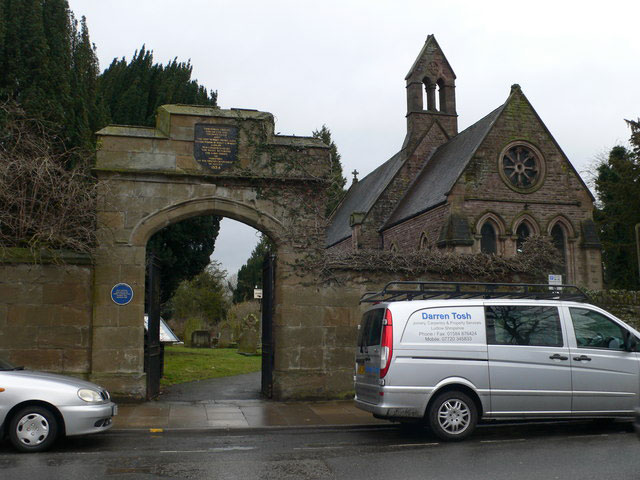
[69,0,640,275]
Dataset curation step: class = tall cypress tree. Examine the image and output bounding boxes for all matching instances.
[69,14,104,152]
[233,236,273,304]
[42,0,72,138]
[99,45,217,126]
[312,125,346,216]
[594,120,640,289]
[0,1,5,77]
[0,0,91,149]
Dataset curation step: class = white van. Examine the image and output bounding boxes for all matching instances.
[354,281,640,441]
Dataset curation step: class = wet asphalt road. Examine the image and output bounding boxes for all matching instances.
[0,420,638,479]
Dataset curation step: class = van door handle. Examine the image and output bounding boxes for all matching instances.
[573,355,592,362]
[549,354,568,360]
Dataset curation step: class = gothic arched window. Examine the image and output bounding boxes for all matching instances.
[419,233,429,250]
[480,222,497,254]
[551,224,567,276]
[516,223,531,253]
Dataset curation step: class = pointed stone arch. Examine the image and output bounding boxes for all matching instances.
[547,215,576,282]
[129,196,285,248]
[511,213,540,255]
[474,212,507,255]
[419,231,430,250]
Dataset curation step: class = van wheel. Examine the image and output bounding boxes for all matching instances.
[428,391,477,441]
[8,406,59,453]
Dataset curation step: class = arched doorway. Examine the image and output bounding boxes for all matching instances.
[144,215,276,401]
[90,105,332,400]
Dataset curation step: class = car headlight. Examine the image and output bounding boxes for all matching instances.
[78,388,103,403]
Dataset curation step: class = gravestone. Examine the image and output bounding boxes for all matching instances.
[237,314,260,355]
[217,321,234,348]
[191,330,211,348]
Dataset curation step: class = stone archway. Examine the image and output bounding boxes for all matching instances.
[90,105,335,400]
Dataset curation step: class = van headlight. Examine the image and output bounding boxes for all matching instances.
[78,388,103,403]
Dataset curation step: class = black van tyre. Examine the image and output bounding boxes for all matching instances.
[428,390,477,441]
[8,405,59,453]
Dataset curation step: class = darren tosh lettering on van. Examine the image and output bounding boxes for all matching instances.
[402,307,485,344]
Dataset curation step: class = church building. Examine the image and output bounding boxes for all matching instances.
[326,35,603,289]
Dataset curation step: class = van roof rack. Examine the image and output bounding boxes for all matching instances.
[359,281,590,304]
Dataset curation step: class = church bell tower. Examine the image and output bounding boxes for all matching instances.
[404,35,458,149]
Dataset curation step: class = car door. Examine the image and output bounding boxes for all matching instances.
[486,304,572,416]
[565,306,640,414]
[355,307,385,405]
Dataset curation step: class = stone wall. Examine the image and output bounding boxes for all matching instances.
[275,268,406,399]
[383,204,449,251]
[1,242,639,401]
[589,290,640,331]
[0,250,93,376]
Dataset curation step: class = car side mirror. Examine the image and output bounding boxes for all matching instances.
[623,330,638,352]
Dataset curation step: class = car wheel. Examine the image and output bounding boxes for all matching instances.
[428,391,477,441]
[9,406,59,453]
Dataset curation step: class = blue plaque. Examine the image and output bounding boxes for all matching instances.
[111,283,134,306]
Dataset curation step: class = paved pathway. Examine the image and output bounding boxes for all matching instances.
[113,372,385,431]
[157,371,262,402]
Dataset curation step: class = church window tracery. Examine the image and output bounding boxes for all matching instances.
[499,142,545,192]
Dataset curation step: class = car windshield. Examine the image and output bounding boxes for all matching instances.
[0,358,22,371]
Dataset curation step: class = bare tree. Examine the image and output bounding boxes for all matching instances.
[0,101,97,254]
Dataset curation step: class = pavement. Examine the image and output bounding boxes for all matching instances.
[113,372,386,431]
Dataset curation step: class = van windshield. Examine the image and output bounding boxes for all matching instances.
[358,309,384,348]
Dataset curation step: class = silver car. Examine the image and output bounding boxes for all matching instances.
[0,357,117,452]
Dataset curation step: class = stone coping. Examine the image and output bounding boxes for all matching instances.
[0,247,92,265]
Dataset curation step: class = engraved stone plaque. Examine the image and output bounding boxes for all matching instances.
[193,124,238,171]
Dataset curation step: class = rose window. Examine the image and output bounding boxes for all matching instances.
[501,145,542,190]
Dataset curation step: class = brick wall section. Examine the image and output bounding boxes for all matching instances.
[0,251,93,377]
[383,204,450,250]
[328,236,353,253]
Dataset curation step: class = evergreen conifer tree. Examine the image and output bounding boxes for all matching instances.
[233,236,273,304]
[594,119,640,289]
[312,125,346,216]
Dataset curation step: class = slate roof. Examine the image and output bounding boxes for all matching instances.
[326,150,406,247]
[383,104,506,229]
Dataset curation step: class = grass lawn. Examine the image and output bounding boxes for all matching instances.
[161,345,261,386]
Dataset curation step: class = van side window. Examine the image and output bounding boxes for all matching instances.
[358,309,384,348]
[486,306,563,347]
[569,308,627,350]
